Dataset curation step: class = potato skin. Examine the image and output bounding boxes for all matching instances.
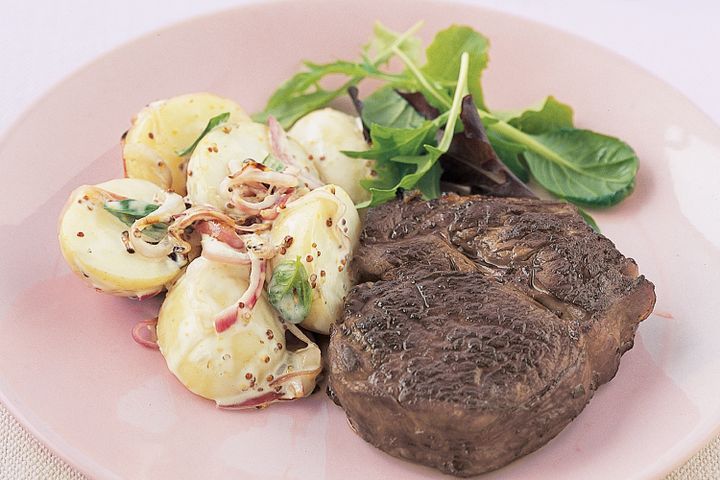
[58,178,183,297]
[123,93,250,195]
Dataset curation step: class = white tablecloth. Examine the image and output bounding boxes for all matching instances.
[1,1,718,478]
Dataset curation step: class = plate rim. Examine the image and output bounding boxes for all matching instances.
[1,0,719,478]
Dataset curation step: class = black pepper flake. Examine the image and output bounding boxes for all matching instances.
[245,372,253,380]
[266,329,274,340]
[76,231,85,237]
[306,255,313,262]
[148,132,154,139]
[326,218,333,227]
[320,270,326,277]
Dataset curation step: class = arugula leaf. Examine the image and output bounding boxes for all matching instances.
[357,52,470,207]
[364,21,423,66]
[267,257,312,324]
[345,121,437,162]
[360,87,427,129]
[253,22,424,128]
[522,128,638,207]
[421,25,490,109]
[104,199,168,242]
[177,112,230,157]
[253,61,383,126]
[494,96,574,134]
[416,161,443,199]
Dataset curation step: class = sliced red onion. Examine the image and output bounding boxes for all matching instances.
[268,116,323,189]
[218,391,284,410]
[129,192,186,258]
[131,318,159,350]
[214,254,267,333]
[200,235,251,265]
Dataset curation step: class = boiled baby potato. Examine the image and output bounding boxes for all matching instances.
[269,184,360,334]
[289,108,374,204]
[123,93,250,195]
[157,257,321,407]
[58,178,184,298]
[186,121,318,212]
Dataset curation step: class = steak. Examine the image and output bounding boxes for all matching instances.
[327,193,656,477]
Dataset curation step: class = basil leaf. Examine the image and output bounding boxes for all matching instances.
[422,25,489,109]
[261,153,285,172]
[104,199,168,242]
[177,112,230,157]
[523,128,638,207]
[267,257,312,324]
[360,87,427,129]
[494,96,574,134]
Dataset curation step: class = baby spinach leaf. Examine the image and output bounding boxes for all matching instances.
[494,96,574,134]
[522,128,638,207]
[267,257,312,324]
[104,199,167,242]
[360,87,427,129]
[577,207,601,233]
[177,112,230,157]
[486,130,530,182]
[422,25,489,109]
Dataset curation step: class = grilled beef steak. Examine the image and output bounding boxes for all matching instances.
[327,193,656,477]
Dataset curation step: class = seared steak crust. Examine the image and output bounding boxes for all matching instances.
[328,194,655,476]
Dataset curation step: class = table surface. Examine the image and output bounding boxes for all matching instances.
[1,0,719,478]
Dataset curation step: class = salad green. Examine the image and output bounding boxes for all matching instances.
[256,21,639,211]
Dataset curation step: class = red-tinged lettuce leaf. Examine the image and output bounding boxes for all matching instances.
[440,96,536,198]
[396,91,440,120]
[347,86,370,142]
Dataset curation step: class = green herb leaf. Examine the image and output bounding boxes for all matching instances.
[267,257,313,324]
[521,128,638,207]
[357,53,470,208]
[177,112,231,157]
[416,161,443,199]
[346,121,437,162]
[360,87,427,129]
[261,153,285,172]
[494,96,574,134]
[253,22,424,128]
[364,22,423,66]
[422,25,489,109]
[103,199,168,242]
[577,207,601,233]
[486,130,530,182]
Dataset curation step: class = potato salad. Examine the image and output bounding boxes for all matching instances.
[58,92,370,409]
